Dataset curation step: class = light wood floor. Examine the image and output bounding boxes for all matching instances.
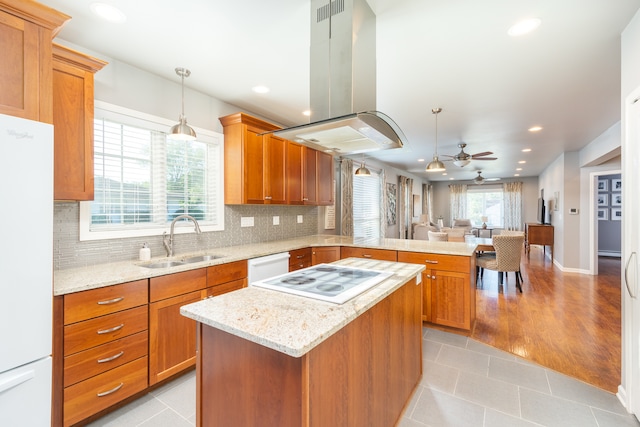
[471,245,621,393]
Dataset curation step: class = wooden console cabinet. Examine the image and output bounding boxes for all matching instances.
[525,223,554,261]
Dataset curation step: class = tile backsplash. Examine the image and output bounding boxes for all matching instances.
[54,202,319,270]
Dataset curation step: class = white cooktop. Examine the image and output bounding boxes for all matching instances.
[250,263,393,304]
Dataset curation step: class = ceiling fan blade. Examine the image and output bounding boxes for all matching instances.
[473,157,498,160]
[471,151,494,158]
[440,154,456,158]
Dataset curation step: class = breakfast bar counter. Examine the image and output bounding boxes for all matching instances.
[180,258,425,427]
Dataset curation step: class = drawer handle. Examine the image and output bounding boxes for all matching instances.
[97,382,124,397]
[97,324,124,335]
[97,297,124,305]
[303,198,308,201]
[362,254,372,258]
[296,255,304,259]
[425,260,439,264]
[97,351,124,364]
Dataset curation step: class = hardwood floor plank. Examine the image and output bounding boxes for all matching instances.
[472,248,621,392]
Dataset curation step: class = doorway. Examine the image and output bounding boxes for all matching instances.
[589,170,621,275]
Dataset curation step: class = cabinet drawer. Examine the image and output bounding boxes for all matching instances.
[150,268,207,302]
[398,251,470,273]
[341,247,398,261]
[289,248,311,271]
[207,278,246,297]
[63,356,148,427]
[64,306,148,356]
[289,259,312,271]
[207,260,247,286]
[64,331,148,387]
[63,280,148,325]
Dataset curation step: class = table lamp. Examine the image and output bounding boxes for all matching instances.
[481,216,488,229]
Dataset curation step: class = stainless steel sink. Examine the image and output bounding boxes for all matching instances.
[181,254,224,263]
[142,260,185,269]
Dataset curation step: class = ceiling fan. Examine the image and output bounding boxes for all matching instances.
[472,170,500,185]
[442,143,497,167]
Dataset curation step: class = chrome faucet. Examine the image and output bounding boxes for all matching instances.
[163,214,202,257]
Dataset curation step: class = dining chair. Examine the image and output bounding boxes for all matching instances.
[476,234,525,292]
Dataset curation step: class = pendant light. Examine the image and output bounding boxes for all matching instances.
[426,107,446,172]
[354,155,371,176]
[169,67,197,140]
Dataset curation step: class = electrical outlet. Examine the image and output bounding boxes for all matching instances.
[240,216,254,227]
[297,215,303,223]
[273,216,280,225]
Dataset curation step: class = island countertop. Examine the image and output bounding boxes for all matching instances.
[53,234,474,296]
[180,258,425,357]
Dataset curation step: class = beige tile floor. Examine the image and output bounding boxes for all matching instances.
[87,327,640,427]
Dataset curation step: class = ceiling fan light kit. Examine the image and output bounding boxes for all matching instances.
[443,142,497,168]
[426,107,446,172]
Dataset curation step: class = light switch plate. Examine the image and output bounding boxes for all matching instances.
[241,217,254,227]
[569,208,579,215]
[273,216,280,225]
[297,215,303,223]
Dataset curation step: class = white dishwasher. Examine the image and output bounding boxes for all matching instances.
[247,252,291,285]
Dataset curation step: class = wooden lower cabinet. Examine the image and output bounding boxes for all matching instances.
[149,289,206,385]
[341,246,397,261]
[61,280,149,427]
[289,247,312,271]
[196,276,422,427]
[63,357,148,427]
[312,246,341,264]
[398,251,476,331]
[149,269,207,386]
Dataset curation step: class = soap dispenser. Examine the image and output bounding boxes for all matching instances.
[139,242,151,261]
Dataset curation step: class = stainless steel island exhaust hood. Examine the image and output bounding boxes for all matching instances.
[270,0,407,155]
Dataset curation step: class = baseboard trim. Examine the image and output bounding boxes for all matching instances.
[617,384,630,412]
[552,259,591,275]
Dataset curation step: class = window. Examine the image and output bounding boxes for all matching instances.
[466,186,503,227]
[79,101,224,240]
[353,171,381,238]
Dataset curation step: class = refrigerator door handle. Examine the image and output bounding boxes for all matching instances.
[0,370,35,394]
[625,251,637,299]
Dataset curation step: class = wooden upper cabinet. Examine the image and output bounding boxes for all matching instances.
[317,150,334,205]
[221,112,334,206]
[52,44,107,201]
[220,112,280,205]
[264,134,287,204]
[0,1,69,122]
[286,141,304,204]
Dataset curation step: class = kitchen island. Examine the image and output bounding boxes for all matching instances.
[181,258,425,427]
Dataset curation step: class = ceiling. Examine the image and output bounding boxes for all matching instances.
[40,0,640,182]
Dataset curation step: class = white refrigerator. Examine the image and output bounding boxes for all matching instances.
[0,114,54,426]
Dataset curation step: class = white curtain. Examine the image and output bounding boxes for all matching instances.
[398,176,407,238]
[423,183,433,223]
[340,159,353,236]
[449,184,467,226]
[503,181,523,230]
[380,170,387,238]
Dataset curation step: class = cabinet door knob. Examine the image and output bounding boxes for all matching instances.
[265,196,272,200]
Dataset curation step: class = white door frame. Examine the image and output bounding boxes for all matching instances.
[588,169,621,275]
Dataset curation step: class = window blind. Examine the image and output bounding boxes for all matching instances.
[353,171,381,238]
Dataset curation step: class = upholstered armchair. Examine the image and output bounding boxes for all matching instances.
[452,218,477,237]
[414,223,438,240]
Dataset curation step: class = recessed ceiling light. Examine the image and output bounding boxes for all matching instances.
[514,174,520,177]
[522,148,532,152]
[516,167,522,171]
[449,177,455,180]
[528,126,542,132]
[302,110,311,116]
[518,160,526,164]
[252,85,270,94]
[90,3,126,23]
[508,18,541,37]
[442,172,447,175]
[418,158,425,162]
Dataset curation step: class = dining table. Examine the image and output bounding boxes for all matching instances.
[471,237,495,252]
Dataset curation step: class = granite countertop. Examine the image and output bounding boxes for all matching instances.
[53,234,477,296]
[180,258,425,357]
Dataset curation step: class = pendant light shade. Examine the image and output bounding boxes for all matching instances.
[169,67,196,141]
[426,107,445,172]
[355,162,371,176]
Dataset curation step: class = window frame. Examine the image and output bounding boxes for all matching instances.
[466,184,504,228]
[79,101,224,241]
